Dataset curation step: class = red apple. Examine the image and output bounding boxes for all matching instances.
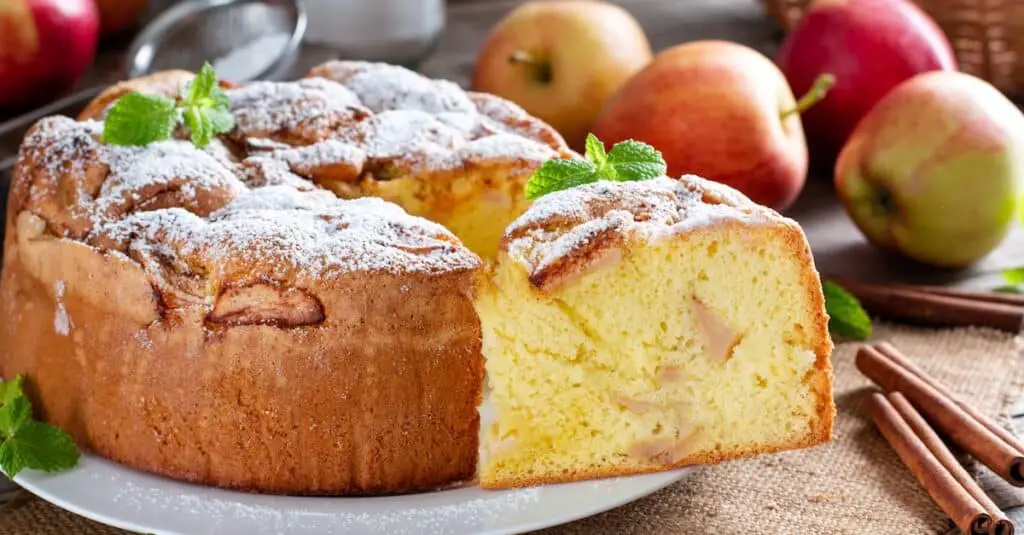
[0,0,100,109]
[776,0,956,164]
[472,0,652,151]
[94,0,147,36]
[592,41,818,212]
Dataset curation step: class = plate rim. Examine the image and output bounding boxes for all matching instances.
[12,453,692,535]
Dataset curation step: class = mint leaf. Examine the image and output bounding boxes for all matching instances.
[0,375,80,478]
[0,440,26,478]
[0,376,24,409]
[584,133,607,169]
[1003,267,1024,285]
[104,62,233,149]
[184,107,212,148]
[101,92,177,147]
[525,159,597,200]
[184,63,218,105]
[0,397,30,438]
[178,62,235,148]
[822,280,872,340]
[524,134,668,198]
[206,107,234,134]
[0,421,79,477]
[605,140,667,181]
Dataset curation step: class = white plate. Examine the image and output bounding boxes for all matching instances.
[14,453,691,535]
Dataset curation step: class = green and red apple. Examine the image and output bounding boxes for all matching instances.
[835,71,1024,268]
[472,0,652,150]
[592,40,824,211]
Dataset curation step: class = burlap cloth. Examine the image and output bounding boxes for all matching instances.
[2,324,1023,534]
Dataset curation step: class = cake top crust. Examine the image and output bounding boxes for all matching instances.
[501,177,795,292]
[9,59,585,286]
[12,116,479,285]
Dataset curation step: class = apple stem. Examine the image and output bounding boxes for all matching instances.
[780,73,836,120]
[509,51,553,84]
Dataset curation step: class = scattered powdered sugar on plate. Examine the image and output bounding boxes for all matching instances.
[109,477,540,535]
[18,453,688,535]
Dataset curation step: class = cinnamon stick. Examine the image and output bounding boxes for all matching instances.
[887,393,1014,535]
[828,278,1024,332]
[867,392,1010,535]
[857,344,1024,486]
[895,284,1024,308]
[876,342,1024,466]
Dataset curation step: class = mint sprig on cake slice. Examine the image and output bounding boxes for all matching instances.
[525,133,872,340]
[102,62,234,148]
[524,134,667,199]
[0,375,80,477]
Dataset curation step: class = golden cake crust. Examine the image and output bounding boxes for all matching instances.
[482,176,835,488]
[0,78,490,494]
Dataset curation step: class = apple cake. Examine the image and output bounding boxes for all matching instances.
[0,75,510,494]
[474,176,834,488]
[79,61,577,260]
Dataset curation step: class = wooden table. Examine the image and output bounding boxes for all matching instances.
[2,0,1024,531]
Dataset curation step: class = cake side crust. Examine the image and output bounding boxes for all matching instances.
[0,225,484,495]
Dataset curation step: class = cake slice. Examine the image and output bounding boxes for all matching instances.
[474,176,834,488]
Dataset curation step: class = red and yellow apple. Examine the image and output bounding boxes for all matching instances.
[0,0,99,109]
[592,40,816,212]
[835,71,1024,268]
[472,0,652,150]
[776,0,956,164]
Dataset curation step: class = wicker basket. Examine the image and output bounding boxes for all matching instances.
[763,0,1024,96]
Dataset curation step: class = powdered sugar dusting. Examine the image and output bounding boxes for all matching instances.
[99,192,478,281]
[53,280,71,336]
[98,139,246,211]
[336,110,462,161]
[504,176,782,275]
[297,60,573,168]
[228,78,366,134]
[338,61,476,115]
[16,114,480,283]
[449,134,558,165]
[271,139,366,170]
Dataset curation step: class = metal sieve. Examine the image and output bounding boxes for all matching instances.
[0,0,306,172]
[127,0,306,83]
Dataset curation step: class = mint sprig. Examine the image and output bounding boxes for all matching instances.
[525,133,667,199]
[0,375,79,478]
[102,62,235,149]
[822,280,872,340]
